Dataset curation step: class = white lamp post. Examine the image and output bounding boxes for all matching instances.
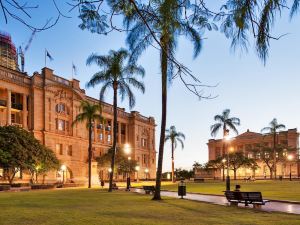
[135,165,140,182]
[61,165,66,184]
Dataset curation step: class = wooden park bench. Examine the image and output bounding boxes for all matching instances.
[143,185,155,194]
[225,191,269,208]
[112,183,118,190]
[194,178,204,183]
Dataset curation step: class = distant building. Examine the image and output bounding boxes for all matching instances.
[0,31,18,71]
[195,129,300,179]
[0,33,156,184]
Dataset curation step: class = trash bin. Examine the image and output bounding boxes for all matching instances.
[126,177,131,191]
[178,180,186,199]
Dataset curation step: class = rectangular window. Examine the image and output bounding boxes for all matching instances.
[57,119,65,131]
[99,133,103,141]
[56,144,63,155]
[107,134,111,143]
[67,145,72,156]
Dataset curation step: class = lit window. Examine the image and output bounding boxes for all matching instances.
[58,120,65,131]
[99,133,103,141]
[107,134,111,143]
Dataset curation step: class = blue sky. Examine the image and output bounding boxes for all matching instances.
[1,1,300,171]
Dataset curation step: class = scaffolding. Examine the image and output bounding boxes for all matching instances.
[0,31,19,71]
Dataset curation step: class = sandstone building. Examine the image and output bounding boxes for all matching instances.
[0,64,156,184]
[196,129,300,179]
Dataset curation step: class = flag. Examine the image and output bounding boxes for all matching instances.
[46,50,54,61]
[72,62,77,76]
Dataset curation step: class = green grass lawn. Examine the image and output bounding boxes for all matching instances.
[0,189,299,225]
[123,180,300,201]
[159,180,300,201]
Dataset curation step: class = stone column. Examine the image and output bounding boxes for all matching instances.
[22,94,28,129]
[7,89,11,125]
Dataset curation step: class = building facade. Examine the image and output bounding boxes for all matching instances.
[196,129,299,179]
[0,65,156,184]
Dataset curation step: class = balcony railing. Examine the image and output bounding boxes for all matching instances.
[12,103,23,110]
[0,100,6,107]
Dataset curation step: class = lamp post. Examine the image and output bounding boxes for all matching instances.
[145,168,149,181]
[61,165,66,184]
[135,165,140,182]
[287,154,294,181]
[222,158,226,182]
[224,131,231,191]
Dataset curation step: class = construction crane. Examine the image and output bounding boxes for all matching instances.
[18,29,36,72]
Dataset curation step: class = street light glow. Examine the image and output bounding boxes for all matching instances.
[287,154,294,161]
[135,165,140,171]
[124,143,131,155]
[145,168,149,173]
[222,158,226,163]
[61,165,66,171]
[108,168,112,173]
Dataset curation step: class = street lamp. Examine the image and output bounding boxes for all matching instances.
[135,165,140,182]
[287,154,294,181]
[61,165,66,184]
[145,168,149,181]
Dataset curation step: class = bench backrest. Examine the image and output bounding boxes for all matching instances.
[225,191,263,202]
[143,186,155,190]
[224,191,239,201]
[240,192,262,202]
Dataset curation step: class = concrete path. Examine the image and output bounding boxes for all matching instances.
[133,188,300,215]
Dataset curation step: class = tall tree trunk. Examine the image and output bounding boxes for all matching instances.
[273,132,277,179]
[153,38,168,200]
[171,141,175,183]
[109,82,118,192]
[88,118,92,188]
[234,169,237,180]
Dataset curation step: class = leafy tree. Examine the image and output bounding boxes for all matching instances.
[174,168,194,180]
[72,100,103,188]
[228,152,257,180]
[250,143,294,179]
[220,0,300,63]
[165,126,185,183]
[124,0,215,200]
[97,147,138,178]
[192,161,203,172]
[0,126,59,184]
[206,156,226,181]
[261,118,286,179]
[86,48,145,191]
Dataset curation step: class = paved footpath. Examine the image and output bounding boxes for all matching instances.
[133,188,300,215]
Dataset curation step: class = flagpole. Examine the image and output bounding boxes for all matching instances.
[45,49,47,68]
[71,62,74,80]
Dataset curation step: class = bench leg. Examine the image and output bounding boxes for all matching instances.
[253,204,262,209]
[230,202,238,206]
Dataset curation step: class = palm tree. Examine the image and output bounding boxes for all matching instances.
[86,48,145,192]
[165,126,185,183]
[210,109,240,164]
[72,100,102,188]
[211,109,240,138]
[261,118,286,179]
[125,0,204,200]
